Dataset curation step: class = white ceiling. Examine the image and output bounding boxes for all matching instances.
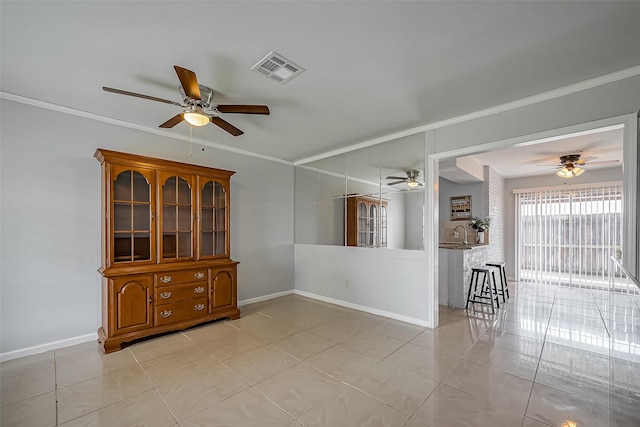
[441,125,624,182]
[2,1,640,164]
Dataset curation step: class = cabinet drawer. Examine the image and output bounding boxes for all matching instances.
[155,297,208,326]
[155,269,207,286]
[155,282,209,305]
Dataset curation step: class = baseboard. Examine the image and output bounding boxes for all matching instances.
[238,289,294,306]
[0,333,98,362]
[2,288,426,361]
[293,290,432,328]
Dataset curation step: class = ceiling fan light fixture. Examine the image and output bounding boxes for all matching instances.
[407,180,420,188]
[557,165,585,178]
[183,110,210,127]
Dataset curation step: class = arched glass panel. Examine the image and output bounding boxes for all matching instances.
[162,176,192,259]
[201,180,227,257]
[369,204,377,247]
[113,170,151,263]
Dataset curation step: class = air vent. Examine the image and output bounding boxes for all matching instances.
[251,51,305,84]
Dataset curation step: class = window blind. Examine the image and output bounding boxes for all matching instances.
[515,182,623,289]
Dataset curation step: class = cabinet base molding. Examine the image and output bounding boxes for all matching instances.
[98,306,240,354]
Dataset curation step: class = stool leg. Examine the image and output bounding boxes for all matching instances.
[465,271,475,309]
[501,266,509,299]
[485,271,495,314]
[492,270,505,304]
[491,271,500,309]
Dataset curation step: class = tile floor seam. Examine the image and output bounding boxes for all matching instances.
[54,350,60,427]
[151,387,180,426]
[249,384,298,422]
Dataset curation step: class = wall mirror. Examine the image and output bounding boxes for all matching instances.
[294,134,425,250]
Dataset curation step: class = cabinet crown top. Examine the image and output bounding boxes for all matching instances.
[94,148,235,177]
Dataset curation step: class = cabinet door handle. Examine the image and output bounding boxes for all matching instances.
[194,286,205,294]
[160,310,173,318]
[194,272,205,280]
[159,276,173,284]
[160,291,172,299]
[194,304,205,311]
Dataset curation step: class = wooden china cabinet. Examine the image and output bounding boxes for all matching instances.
[345,195,388,247]
[94,149,240,353]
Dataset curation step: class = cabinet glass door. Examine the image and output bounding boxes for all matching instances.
[357,202,367,247]
[200,180,227,257]
[369,204,377,247]
[381,205,388,247]
[161,175,193,260]
[112,170,152,263]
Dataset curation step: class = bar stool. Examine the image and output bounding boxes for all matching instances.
[465,267,499,314]
[486,262,509,303]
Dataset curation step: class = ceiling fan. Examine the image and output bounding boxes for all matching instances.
[386,169,424,188]
[539,153,619,178]
[103,65,270,136]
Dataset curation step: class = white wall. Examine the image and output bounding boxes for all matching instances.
[295,244,429,325]
[503,166,623,278]
[0,100,294,356]
[438,177,484,239]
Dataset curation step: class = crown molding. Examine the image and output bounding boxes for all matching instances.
[0,91,293,166]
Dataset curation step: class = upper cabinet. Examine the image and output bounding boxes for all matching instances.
[95,149,234,270]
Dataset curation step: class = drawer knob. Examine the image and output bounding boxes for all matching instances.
[160,291,172,299]
[160,310,173,318]
[194,304,205,311]
[194,286,205,294]
[159,276,173,284]
[194,272,205,280]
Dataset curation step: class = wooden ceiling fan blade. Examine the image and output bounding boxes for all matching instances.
[159,114,184,128]
[386,176,408,180]
[103,87,184,106]
[387,180,406,186]
[211,117,244,136]
[174,65,201,100]
[216,105,270,115]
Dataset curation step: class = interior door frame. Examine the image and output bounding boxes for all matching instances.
[427,113,638,326]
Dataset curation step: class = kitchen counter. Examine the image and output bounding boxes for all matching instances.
[439,244,493,308]
[438,243,489,250]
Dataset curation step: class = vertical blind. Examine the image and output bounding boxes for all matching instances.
[515,182,623,288]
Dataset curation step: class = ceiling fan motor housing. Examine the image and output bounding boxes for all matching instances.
[560,154,581,165]
[180,85,214,109]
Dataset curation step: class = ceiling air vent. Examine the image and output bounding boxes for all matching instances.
[251,51,305,84]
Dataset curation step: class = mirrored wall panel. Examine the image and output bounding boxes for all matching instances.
[294,133,425,250]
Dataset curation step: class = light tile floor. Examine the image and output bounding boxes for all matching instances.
[2,283,639,426]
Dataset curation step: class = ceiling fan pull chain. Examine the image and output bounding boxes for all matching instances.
[189,126,193,156]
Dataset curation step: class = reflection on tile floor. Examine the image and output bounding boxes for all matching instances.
[2,283,640,426]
